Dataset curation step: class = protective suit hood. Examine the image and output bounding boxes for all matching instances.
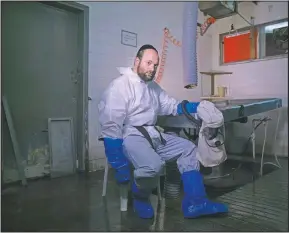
[196,100,227,167]
[117,67,153,84]
[117,67,140,81]
[117,67,132,75]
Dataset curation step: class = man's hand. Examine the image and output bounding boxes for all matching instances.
[177,101,200,114]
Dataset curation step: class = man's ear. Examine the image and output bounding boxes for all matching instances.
[134,57,140,66]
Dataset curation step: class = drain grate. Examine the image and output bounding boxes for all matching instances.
[216,161,288,232]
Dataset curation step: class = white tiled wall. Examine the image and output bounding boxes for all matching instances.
[82,2,214,170]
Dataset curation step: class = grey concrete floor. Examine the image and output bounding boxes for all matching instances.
[1,169,227,232]
[1,158,287,232]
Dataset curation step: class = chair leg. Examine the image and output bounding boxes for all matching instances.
[119,184,129,212]
[157,166,165,201]
[102,159,128,211]
[102,158,109,197]
[157,177,162,201]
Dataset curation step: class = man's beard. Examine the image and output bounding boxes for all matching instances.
[137,66,156,82]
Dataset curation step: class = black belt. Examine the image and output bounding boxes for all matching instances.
[133,125,166,151]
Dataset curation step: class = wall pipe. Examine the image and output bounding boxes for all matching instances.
[182,1,199,89]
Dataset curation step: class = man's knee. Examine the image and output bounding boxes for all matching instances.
[181,138,197,154]
[150,160,165,176]
[134,159,165,178]
[134,160,165,190]
[123,135,165,177]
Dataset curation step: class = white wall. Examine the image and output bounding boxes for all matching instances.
[82,2,213,171]
[84,2,287,172]
[211,2,288,157]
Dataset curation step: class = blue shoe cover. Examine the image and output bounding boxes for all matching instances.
[182,197,228,218]
[181,170,228,218]
[132,181,154,219]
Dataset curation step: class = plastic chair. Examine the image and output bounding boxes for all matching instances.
[102,157,163,212]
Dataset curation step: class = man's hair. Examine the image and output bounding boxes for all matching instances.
[136,44,158,60]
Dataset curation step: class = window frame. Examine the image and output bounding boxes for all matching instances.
[219,18,288,66]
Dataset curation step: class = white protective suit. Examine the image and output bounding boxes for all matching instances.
[98,67,180,142]
[98,67,200,190]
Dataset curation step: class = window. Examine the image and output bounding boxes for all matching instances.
[261,21,288,58]
[220,18,288,65]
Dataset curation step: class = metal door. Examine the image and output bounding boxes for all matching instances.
[2,2,81,179]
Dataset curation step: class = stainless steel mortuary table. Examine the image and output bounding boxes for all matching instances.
[157,98,282,128]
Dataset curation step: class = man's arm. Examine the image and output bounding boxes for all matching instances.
[98,83,127,139]
[157,86,200,116]
[98,82,130,184]
[158,88,180,116]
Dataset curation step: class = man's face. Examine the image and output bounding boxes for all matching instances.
[136,49,159,82]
